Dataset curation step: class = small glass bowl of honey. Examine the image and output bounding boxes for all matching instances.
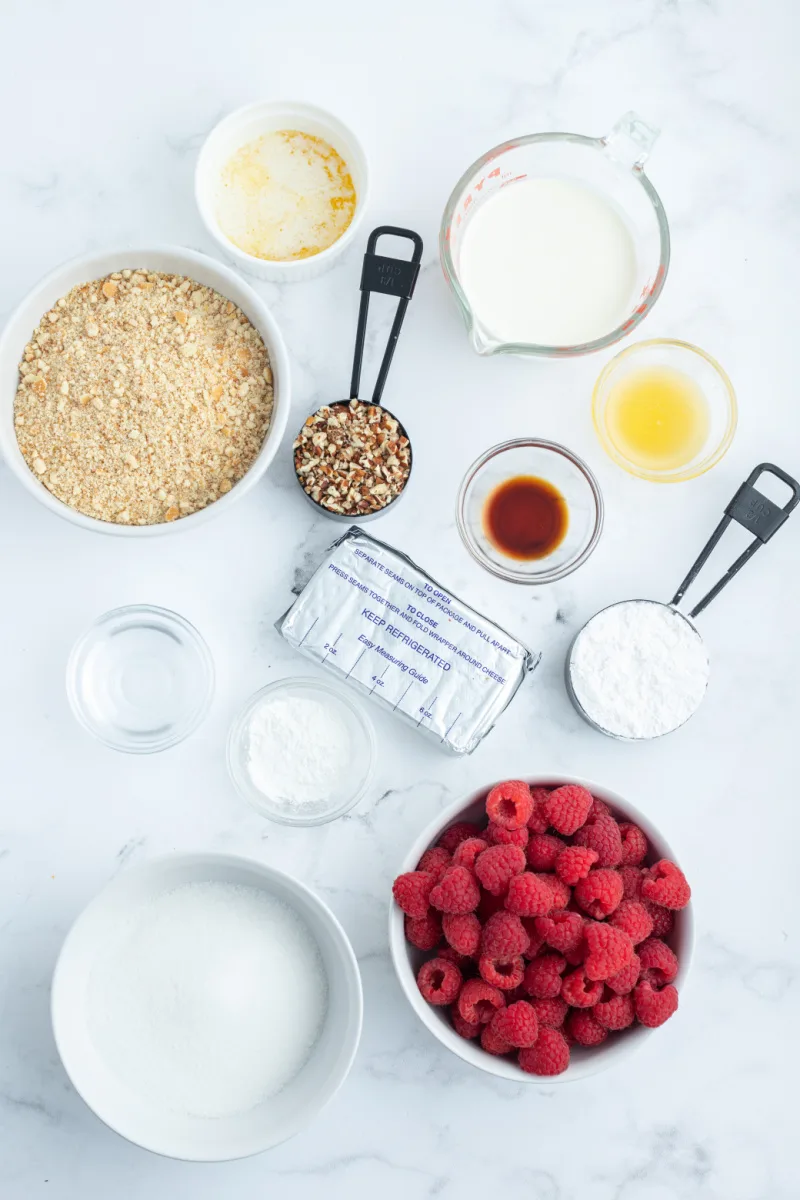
[456,439,604,584]
[592,338,737,483]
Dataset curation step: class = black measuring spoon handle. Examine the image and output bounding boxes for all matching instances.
[349,226,423,406]
[670,463,800,618]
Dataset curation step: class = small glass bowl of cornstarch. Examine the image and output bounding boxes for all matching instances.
[227,677,377,825]
[566,600,710,740]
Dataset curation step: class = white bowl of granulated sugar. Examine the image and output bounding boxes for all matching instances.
[51,854,362,1160]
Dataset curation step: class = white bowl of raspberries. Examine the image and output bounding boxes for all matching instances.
[389,777,694,1081]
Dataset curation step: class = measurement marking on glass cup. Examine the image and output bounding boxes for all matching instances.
[346,649,366,679]
[417,697,437,727]
[298,617,318,647]
[322,634,341,662]
[393,682,413,712]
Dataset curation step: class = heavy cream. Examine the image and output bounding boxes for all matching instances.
[457,178,638,347]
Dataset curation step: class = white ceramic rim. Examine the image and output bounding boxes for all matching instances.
[389,775,694,1084]
[226,676,377,825]
[65,604,216,754]
[51,852,364,1161]
[195,100,370,277]
[0,245,290,536]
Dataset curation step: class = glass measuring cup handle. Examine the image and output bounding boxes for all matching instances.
[669,463,800,619]
[349,226,423,405]
[602,111,661,172]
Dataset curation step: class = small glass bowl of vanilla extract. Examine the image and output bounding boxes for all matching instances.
[456,439,604,584]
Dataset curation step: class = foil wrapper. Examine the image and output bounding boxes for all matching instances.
[277,528,539,754]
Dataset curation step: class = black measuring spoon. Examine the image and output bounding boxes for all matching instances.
[293,226,423,522]
[566,463,800,738]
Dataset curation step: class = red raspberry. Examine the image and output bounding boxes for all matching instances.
[543,784,593,836]
[481,1023,512,1055]
[531,997,567,1028]
[429,866,480,914]
[574,869,624,919]
[566,1009,608,1046]
[523,953,567,999]
[451,1008,479,1039]
[634,980,679,1027]
[561,968,604,1008]
[452,837,489,869]
[534,911,584,955]
[392,871,435,919]
[618,822,648,866]
[438,821,482,854]
[520,918,547,958]
[574,815,623,867]
[478,890,507,922]
[606,952,641,994]
[527,786,551,834]
[641,859,691,910]
[490,1000,539,1048]
[404,912,442,951]
[584,922,634,981]
[587,797,611,821]
[438,945,474,973]
[644,901,674,938]
[526,834,567,872]
[486,822,529,848]
[485,779,534,829]
[594,992,635,1030]
[535,873,571,910]
[479,954,525,990]
[416,846,451,882]
[481,910,530,958]
[619,866,645,900]
[608,899,653,945]
[518,1028,570,1076]
[417,957,462,1005]
[474,844,526,896]
[555,845,599,886]
[457,978,505,1025]
[638,937,679,985]
[504,872,553,917]
[442,912,481,957]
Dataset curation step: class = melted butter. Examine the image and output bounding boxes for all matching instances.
[216,130,357,262]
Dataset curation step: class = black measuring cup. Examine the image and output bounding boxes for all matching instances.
[567,463,800,738]
[293,226,423,522]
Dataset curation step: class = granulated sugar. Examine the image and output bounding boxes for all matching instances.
[87,882,327,1118]
[569,600,710,739]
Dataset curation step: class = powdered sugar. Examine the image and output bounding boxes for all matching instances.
[568,600,709,739]
[87,882,327,1118]
[245,691,353,808]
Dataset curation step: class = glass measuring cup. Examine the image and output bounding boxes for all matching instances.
[566,464,800,739]
[440,112,669,357]
[293,226,422,522]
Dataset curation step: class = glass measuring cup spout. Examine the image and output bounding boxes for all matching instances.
[440,111,670,358]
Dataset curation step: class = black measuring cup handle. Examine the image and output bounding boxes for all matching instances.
[349,226,423,406]
[670,463,800,618]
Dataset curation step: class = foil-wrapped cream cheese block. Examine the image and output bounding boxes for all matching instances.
[277,528,539,753]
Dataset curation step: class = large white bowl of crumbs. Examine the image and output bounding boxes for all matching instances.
[0,246,289,534]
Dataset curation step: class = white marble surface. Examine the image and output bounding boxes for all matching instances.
[1,1,798,1196]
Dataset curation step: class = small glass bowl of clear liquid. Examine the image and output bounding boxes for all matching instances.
[66,605,215,753]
